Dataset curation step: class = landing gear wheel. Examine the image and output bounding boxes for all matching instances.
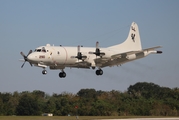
[42,70,47,75]
[96,70,100,75]
[96,69,103,76]
[59,72,66,78]
[99,69,103,75]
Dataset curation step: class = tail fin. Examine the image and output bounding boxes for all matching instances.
[109,22,142,52]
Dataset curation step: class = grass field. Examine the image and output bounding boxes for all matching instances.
[0,116,173,120]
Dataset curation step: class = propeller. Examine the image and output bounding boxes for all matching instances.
[74,45,87,60]
[20,50,32,68]
[89,41,105,57]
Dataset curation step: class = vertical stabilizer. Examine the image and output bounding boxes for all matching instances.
[109,22,142,52]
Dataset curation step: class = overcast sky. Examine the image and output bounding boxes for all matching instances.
[0,0,179,95]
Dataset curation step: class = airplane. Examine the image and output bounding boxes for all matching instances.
[20,22,162,78]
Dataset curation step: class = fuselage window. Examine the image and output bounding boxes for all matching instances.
[57,51,60,55]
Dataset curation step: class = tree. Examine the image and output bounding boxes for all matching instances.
[0,98,3,115]
[16,94,40,115]
[32,90,45,99]
[0,82,178,116]
[77,89,97,99]
[128,82,162,99]
[44,97,56,114]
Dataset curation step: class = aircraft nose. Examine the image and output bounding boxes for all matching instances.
[27,54,37,62]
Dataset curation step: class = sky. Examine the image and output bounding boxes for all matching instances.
[0,0,179,95]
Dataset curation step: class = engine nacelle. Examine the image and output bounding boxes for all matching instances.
[126,54,136,60]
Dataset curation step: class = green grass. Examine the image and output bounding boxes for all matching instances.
[0,116,175,120]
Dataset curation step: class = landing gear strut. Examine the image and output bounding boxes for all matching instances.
[96,69,103,76]
[59,71,66,78]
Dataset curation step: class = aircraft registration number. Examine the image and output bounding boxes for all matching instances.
[39,55,45,59]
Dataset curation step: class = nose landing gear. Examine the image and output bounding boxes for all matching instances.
[42,69,47,75]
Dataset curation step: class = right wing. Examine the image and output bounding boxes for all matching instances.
[94,46,162,68]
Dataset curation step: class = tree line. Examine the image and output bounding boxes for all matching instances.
[0,82,179,116]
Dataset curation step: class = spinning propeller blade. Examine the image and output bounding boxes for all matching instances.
[73,45,87,60]
[20,50,33,68]
[96,41,99,49]
[89,41,105,57]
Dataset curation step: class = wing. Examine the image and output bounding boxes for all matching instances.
[49,61,91,70]
[69,61,91,69]
[111,46,161,58]
[94,46,162,68]
[94,56,128,68]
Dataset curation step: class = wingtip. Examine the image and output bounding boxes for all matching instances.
[157,51,163,54]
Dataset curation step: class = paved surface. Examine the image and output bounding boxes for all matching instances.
[99,118,179,120]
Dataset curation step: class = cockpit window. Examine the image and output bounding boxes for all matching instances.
[34,49,41,52]
[34,47,46,52]
[42,47,46,52]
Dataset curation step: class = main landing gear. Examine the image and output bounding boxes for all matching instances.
[59,71,66,78]
[96,69,103,76]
